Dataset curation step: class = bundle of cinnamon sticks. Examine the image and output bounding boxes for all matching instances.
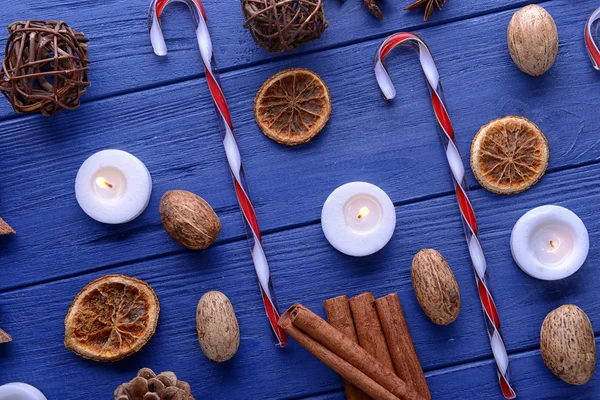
[278,293,430,400]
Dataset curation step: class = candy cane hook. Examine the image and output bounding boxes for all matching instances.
[148,0,287,347]
[585,7,600,70]
[374,32,516,399]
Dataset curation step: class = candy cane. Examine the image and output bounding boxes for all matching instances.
[374,32,516,399]
[585,7,600,70]
[148,0,287,347]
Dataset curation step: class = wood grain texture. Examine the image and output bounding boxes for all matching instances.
[2,162,600,398]
[1,1,599,291]
[2,0,600,399]
[302,340,600,399]
[0,0,545,114]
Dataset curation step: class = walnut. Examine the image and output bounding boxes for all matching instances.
[159,190,221,250]
[114,368,195,400]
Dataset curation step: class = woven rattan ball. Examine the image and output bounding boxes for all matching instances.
[241,0,328,54]
[0,20,90,116]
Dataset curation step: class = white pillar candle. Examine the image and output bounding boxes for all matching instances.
[0,383,47,400]
[510,205,589,280]
[321,182,396,257]
[75,150,152,224]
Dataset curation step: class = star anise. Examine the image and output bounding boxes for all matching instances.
[405,0,447,21]
[365,0,383,20]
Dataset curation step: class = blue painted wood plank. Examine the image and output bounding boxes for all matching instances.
[2,162,600,399]
[303,342,600,400]
[0,0,547,118]
[2,1,600,399]
[1,1,600,291]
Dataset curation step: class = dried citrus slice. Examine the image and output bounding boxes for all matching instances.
[471,116,549,194]
[64,274,159,362]
[254,68,331,146]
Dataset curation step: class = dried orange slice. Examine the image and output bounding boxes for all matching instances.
[471,116,549,194]
[254,68,331,146]
[64,274,159,362]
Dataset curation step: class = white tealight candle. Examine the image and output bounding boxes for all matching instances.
[75,150,152,224]
[0,383,47,400]
[510,205,589,280]
[322,182,396,257]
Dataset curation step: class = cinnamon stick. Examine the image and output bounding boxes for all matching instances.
[283,322,399,400]
[324,296,370,400]
[375,294,431,400]
[349,292,394,371]
[0,328,12,343]
[279,304,425,400]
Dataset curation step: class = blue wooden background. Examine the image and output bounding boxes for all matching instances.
[1,0,600,398]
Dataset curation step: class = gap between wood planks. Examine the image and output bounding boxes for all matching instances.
[0,155,597,296]
[0,0,549,126]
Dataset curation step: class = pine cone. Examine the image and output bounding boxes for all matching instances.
[114,368,195,400]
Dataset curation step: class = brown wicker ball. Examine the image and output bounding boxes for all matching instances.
[241,0,328,54]
[0,20,90,116]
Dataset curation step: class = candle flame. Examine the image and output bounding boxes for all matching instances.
[356,206,370,221]
[96,177,114,189]
[549,240,557,249]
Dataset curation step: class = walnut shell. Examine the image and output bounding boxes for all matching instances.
[159,190,221,250]
[411,249,461,325]
[197,291,240,362]
[541,305,596,385]
[507,5,558,77]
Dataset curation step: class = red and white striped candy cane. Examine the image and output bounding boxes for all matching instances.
[374,32,516,399]
[585,7,600,70]
[148,0,287,347]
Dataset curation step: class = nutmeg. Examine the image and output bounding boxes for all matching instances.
[540,305,596,385]
[159,190,221,250]
[411,249,461,325]
[507,5,558,77]
[197,291,240,362]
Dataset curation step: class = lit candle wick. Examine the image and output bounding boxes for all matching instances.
[96,177,114,189]
[549,240,557,249]
[356,206,370,221]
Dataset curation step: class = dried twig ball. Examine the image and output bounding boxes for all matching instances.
[159,190,221,250]
[114,368,195,400]
[0,20,90,116]
[241,0,328,54]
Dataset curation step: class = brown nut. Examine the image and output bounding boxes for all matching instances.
[159,190,221,250]
[197,291,240,362]
[541,304,596,385]
[143,394,160,400]
[411,249,461,325]
[507,5,558,77]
